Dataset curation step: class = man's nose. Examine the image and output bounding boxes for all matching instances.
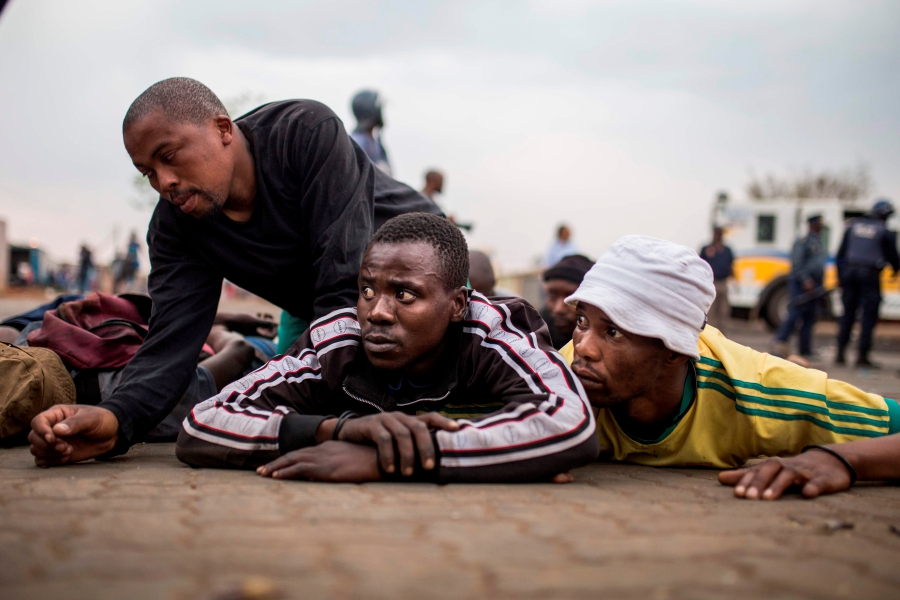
[156,168,179,193]
[573,328,601,361]
[367,295,395,323]
[548,297,564,315]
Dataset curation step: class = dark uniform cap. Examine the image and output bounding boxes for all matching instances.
[807,214,822,224]
[871,199,894,219]
[543,254,595,284]
[351,90,383,130]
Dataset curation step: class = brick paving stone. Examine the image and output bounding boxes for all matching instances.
[2,443,899,599]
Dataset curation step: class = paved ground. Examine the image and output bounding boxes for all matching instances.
[2,444,900,600]
[2,294,900,599]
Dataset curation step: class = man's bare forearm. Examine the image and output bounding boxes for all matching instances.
[829,433,900,481]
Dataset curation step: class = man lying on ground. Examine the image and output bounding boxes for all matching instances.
[27,77,439,467]
[176,213,599,483]
[558,235,899,500]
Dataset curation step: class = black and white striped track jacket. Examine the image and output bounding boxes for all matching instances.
[176,292,599,483]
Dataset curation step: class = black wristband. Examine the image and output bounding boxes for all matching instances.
[332,410,359,441]
[801,444,857,486]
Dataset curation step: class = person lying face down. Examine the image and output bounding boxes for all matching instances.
[176,213,598,483]
[559,235,900,500]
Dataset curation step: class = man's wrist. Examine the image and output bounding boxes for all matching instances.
[828,443,864,480]
[315,418,337,444]
[280,413,330,452]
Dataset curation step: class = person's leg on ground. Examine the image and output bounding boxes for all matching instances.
[798,296,818,356]
[710,279,729,332]
[837,271,862,364]
[856,273,882,367]
[774,280,803,355]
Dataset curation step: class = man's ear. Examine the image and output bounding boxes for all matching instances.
[214,115,235,145]
[448,287,469,322]
[665,351,690,368]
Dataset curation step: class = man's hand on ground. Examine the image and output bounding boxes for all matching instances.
[28,405,119,467]
[327,412,459,477]
[718,452,852,500]
[257,441,381,483]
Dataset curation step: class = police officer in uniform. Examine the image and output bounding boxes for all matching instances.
[773,214,827,357]
[349,89,392,176]
[835,199,900,367]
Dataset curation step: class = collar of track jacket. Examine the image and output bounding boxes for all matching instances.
[565,235,715,360]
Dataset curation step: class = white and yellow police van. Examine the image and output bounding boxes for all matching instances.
[712,197,900,329]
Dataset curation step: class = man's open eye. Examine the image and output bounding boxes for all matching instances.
[361,286,375,299]
[397,290,416,302]
[576,314,588,328]
[607,326,623,339]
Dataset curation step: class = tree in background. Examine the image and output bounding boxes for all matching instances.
[746,164,872,203]
[129,92,266,210]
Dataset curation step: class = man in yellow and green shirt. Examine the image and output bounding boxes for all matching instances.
[562,234,900,500]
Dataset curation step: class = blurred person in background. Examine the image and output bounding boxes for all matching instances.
[76,244,93,293]
[699,226,734,331]
[544,224,579,268]
[468,250,496,297]
[124,231,141,291]
[541,254,594,350]
[772,215,827,359]
[349,89,391,176]
[422,169,471,231]
[835,199,900,368]
[421,170,443,208]
[28,77,439,468]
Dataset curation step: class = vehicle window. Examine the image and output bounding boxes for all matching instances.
[757,215,776,242]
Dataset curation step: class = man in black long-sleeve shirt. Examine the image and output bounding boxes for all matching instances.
[28,77,439,466]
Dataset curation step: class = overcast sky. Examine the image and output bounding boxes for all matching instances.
[0,0,897,271]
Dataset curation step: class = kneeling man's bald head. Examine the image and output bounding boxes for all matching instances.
[123,78,240,219]
[123,77,228,132]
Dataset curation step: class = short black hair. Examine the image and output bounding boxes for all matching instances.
[369,213,469,290]
[123,77,228,132]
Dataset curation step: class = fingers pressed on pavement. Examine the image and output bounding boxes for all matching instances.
[717,468,746,485]
[746,460,784,499]
[271,461,317,480]
[733,470,757,497]
[763,468,800,500]
[258,450,308,475]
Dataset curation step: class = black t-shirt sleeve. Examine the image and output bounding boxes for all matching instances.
[296,116,374,321]
[98,202,222,446]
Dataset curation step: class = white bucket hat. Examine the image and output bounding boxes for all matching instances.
[565,235,715,359]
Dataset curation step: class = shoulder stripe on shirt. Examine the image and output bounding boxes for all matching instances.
[697,378,889,437]
[696,366,889,418]
[308,308,360,357]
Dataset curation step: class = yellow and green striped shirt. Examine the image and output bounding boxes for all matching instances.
[560,326,900,468]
